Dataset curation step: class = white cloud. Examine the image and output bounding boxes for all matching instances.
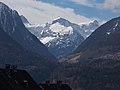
[97,0,120,13]
[69,0,120,13]
[0,0,93,24]
[69,0,96,7]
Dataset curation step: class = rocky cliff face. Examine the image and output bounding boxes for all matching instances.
[0,2,55,60]
[0,2,57,83]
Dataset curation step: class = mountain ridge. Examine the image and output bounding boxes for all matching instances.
[52,16,120,90]
[74,16,120,60]
[23,16,99,58]
[0,2,55,60]
[0,2,58,83]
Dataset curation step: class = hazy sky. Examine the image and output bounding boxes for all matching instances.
[0,0,119,24]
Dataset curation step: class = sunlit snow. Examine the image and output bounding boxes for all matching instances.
[60,26,73,35]
[106,32,111,35]
[50,22,66,32]
[40,37,55,44]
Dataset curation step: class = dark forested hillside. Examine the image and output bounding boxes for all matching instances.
[0,2,55,60]
[74,16,120,60]
[52,16,120,90]
[0,26,58,83]
[0,2,58,83]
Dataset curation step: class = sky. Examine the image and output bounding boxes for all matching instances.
[0,0,119,24]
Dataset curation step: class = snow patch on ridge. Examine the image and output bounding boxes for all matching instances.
[106,32,111,35]
[60,26,73,35]
[41,37,56,44]
[50,22,66,33]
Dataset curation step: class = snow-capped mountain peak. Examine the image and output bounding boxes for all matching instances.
[52,17,72,27]
[23,16,99,58]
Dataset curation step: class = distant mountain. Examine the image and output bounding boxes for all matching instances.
[0,2,55,60]
[75,16,120,60]
[23,17,99,58]
[52,16,120,90]
[79,20,99,38]
[0,2,57,83]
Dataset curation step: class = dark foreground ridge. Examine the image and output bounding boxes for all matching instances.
[40,80,72,90]
[0,64,72,90]
[0,64,41,90]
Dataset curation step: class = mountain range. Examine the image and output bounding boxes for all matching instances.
[0,2,57,83]
[53,16,120,90]
[22,16,99,58]
[0,2,120,90]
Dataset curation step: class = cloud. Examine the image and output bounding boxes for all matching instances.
[0,0,93,24]
[69,0,97,7]
[69,0,120,13]
[97,0,120,13]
